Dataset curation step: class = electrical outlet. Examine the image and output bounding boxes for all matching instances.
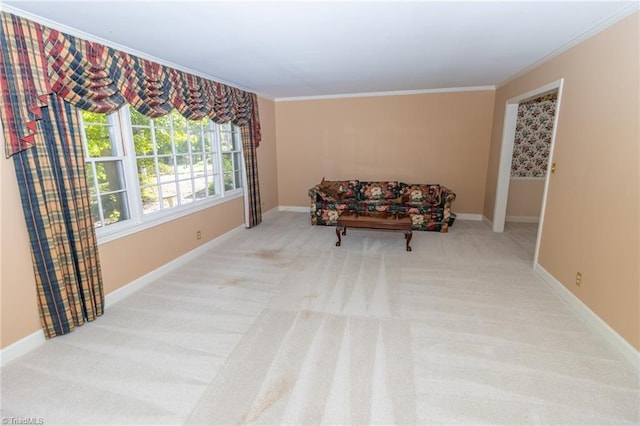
[196,230,202,240]
[575,272,582,286]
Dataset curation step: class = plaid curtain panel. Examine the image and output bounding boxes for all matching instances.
[1,11,264,337]
[240,124,262,228]
[0,12,51,155]
[12,94,104,338]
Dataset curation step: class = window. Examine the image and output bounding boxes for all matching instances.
[219,122,243,192]
[79,105,244,240]
[79,111,130,229]
[131,109,222,214]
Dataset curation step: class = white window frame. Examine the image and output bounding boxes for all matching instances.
[80,105,245,244]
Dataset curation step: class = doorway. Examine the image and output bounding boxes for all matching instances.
[492,79,563,266]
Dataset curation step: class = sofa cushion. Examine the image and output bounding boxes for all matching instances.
[359,181,402,200]
[318,179,360,200]
[404,184,442,204]
[318,178,345,201]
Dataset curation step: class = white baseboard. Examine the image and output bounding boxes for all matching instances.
[534,264,640,371]
[455,213,483,221]
[261,206,280,217]
[0,329,46,367]
[506,215,540,223]
[105,223,246,307]
[279,205,308,213]
[0,223,247,366]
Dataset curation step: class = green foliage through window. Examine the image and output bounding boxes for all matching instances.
[80,106,244,232]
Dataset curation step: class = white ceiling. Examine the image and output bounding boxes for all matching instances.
[3,1,638,99]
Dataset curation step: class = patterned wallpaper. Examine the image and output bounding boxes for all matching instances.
[511,92,558,178]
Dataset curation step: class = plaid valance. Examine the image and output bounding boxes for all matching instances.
[0,11,261,158]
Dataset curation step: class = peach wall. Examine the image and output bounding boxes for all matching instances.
[506,179,544,219]
[1,151,41,348]
[275,91,495,214]
[99,199,245,294]
[484,13,639,349]
[256,97,279,213]
[0,96,278,349]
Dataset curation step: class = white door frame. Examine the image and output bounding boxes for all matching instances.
[492,79,564,265]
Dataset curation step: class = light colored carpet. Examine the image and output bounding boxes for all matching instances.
[1,212,638,425]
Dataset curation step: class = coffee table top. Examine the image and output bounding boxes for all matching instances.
[337,213,412,230]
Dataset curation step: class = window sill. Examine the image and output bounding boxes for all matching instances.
[95,191,244,245]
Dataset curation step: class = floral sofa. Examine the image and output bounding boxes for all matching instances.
[309,179,456,232]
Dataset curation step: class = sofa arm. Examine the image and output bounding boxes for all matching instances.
[440,185,456,206]
[439,185,456,233]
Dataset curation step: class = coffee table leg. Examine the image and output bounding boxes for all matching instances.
[405,230,412,251]
[336,226,342,247]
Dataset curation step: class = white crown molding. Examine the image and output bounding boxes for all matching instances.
[497,2,640,89]
[0,4,262,97]
[276,86,495,102]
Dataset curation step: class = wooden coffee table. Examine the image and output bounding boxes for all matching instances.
[335,213,413,251]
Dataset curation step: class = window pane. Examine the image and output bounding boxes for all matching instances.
[142,185,160,214]
[192,154,204,178]
[180,181,194,205]
[234,170,242,188]
[224,173,234,191]
[207,178,216,196]
[193,177,207,200]
[95,161,125,192]
[189,121,203,151]
[232,131,242,150]
[233,152,242,171]
[204,130,214,152]
[222,153,232,174]
[133,127,153,155]
[153,114,170,128]
[171,110,187,130]
[137,158,156,186]
[155,129,172,155]
[82,111,108,124]
[158,157,174,178]
[161,183,178,208]
[90,195,101,227]
[101,191,128,225]
[174,128,189,154]
[130,108,151,126]
[219,122,232,132]
[85,124,115,157]
[175,154,190,174]
[220,131,232,152]
[86,164,97,197]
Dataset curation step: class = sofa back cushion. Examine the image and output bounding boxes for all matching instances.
[319,179,359,200]
[359,181,403,200]
[403,184,442,204]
